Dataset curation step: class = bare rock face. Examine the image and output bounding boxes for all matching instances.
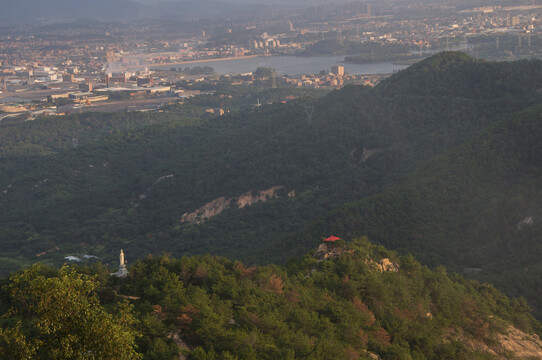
[168,330,190,360]
[236,186,284,208]
[181,186,290,224]
[365,258,400,273]
[361,147,377,162]
[181,197,231,224]
[313,243,351,260]
[517,216,534,230]
[493,325,542,359]
[362,350,381,360]
[313,243,330,260]
[447,325,542,359]
[378,258,399,272]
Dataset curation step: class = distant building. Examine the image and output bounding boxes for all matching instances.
[108,73,129,84]
[331,65,345,77]
[63,74,75,83]
[250,40,260,49]
[205,108,225,116]
[69,92,94,100]
[147,86,171,94]
[48,93,72,102]
[136,77,153,87]
[78,81,92,92]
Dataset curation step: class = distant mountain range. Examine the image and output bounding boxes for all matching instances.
[0,0,268,22]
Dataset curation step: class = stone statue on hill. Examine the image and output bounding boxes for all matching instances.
[111,249,129,278]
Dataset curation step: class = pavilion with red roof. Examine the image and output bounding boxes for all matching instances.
[325,235,341,249]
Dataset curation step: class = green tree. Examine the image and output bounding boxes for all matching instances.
[2,264,142,360]
[0,323,37,360]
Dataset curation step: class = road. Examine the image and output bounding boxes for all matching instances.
[59,97,181,113]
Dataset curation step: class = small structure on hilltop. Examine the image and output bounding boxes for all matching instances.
[324,235,341,249]
[314,235,347,260]
[110,249,129,278]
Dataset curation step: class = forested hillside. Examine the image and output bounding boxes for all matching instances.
[2,53,542,277]
[2,239,541,360]
[295,104,542,315]
[4,52,542,357]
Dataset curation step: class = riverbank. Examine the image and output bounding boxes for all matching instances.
[151,55,263,68]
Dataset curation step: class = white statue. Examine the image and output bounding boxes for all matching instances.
[111,249,128,278]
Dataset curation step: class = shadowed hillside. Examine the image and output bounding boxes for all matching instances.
[294,104,542,316]
[2,53,542,277]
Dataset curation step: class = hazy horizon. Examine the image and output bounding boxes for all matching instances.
[132,0,348,4]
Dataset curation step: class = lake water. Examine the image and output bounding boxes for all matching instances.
[158,55,409,76]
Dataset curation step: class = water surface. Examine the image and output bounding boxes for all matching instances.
[159,55,408,76]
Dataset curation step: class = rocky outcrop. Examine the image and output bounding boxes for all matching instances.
[362,350,381,360]
[168,331,189,360]
[181,186,292,224]
[236,186,284,208]
[517,216,534,230]
[313,243,399,271]
[493,325,542,359]
[313,243,354,260]
[377,258,399,272]
[181,197,230,224]
[361,147,378,162]
[365,258,400,273]
[446,325,542,359]
[314,243,340,260]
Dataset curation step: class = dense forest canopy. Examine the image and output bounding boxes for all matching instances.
[294,103,542,316]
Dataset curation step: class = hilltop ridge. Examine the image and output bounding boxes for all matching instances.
[1,238,541,359]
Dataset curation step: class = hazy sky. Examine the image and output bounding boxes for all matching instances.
[133,0,338,4]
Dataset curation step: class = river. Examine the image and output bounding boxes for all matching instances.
[156,55,408,76]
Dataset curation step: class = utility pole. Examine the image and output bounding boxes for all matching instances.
[304,105,314,124]
[357,24,360,40]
